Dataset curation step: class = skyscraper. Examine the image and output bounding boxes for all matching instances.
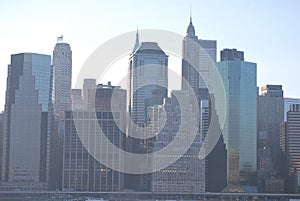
[128,42,168,124]
[63,82,126,191]
[1,53,53,190]
[257,85,284,192]
[215,49,257,192]
[280,104,300,193]
[182,17,199,92]
[53,36,72,121]
[181,17,216,91]
[182,17,227,192]
[127,39,168,191]
[52,37,72,190]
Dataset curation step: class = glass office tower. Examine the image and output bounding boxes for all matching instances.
[215,49,257,192]
[127,39,168,191]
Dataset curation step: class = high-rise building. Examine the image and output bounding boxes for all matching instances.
[257,85,284,192]
[63,82,126,191]
[151,90,206,193]
[53,36,72,121]
[284,98,300,121]
[215,49,257,192]
[128,42,168,124]
[280,104,300,193]
[52,36,72,190]
[181,17,200,92]
[1,53,53,190]
[181,17,217,91]
[126,40,168,191]
[182,17,226,193]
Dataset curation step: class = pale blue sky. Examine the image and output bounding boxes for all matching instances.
[0,0,299,110]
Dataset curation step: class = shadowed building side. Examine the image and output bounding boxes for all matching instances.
[1,53,53,190]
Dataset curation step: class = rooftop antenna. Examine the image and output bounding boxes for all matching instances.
[57,35,63,43]
[190,3,192,22]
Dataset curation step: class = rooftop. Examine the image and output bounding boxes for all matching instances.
[134,42,167,55]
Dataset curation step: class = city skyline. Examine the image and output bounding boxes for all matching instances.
[1,0,300,110]
[1,1,300,198]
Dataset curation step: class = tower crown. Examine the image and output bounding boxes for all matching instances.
[132,28,140,53]
[186,17,196,37]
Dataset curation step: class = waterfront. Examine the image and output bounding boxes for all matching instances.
[0,191,300,201]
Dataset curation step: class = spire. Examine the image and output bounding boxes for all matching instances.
[190,3,192,23]
[132,27,140,53]
[186,6,195,37]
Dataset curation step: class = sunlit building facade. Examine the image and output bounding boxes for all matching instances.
[215,49,257,191]
[53,37,72,121]
[182,17,216,91]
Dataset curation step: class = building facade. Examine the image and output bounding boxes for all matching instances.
[281,104,300,193]
[63,83,126,191]
[53,36,72,121]
[181,17,217,91]
[257,85,284,192]
[284,98,300,121]
[71,89,84,111]
[1,53,53,190]
[127,41,168,191]
[128,42,168,124]
[215,49,257,191]
[151,90,206,193]
[82,79,97,110]
[182,17,226,193]
[52,37,72,190]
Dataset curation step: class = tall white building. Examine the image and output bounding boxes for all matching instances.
[53,36,72,121]
[52,36,72,190]
[182,17,216,91]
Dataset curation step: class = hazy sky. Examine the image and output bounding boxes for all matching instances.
[0,0,299,110]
